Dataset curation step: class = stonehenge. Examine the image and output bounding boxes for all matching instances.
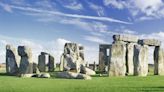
[99,34,163,77]
[4,34,164,79]
[18,46,33,75]
[6,45,19,75]
[38,52,55,72]
[58,43,96,79]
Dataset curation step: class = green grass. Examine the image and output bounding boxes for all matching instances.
[0,73,164,92]
[0,66,164,92]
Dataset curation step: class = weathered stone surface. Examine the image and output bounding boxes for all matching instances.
[154,46,164,75]
[59,54,64,71]
[20,74,35,78]
[113,34,138,43]
[48,55,54,72]
[33,62,38,73]
[138,39,161,46]
[126,43,135,75]
[85,67,96,75]
[93,61,96,71]
[134,45,148,76]
[38,52,48,72]
[108,43,126,76]
[6,45,19,75]
[60,43,86,73]
[18,46,33,74]
[99,44,111,72]
[56,71,92,80]
[37,73,50,78]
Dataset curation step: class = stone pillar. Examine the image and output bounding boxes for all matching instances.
[48,55,54,72]
[93,61,96,71]
[134,45,148,76]
[38,53,46,72]
[126,43,135,75]
[99,44,111,73]
[154,46,164,75]
[6,45,19,75]
[18,46,33,75]
[59,54,64,71]
[108,43,126,76]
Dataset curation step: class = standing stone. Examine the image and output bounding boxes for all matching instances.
[6,45,19,75]
[38,53,46,72]
[154,46,164,75]
[134,45,148,76]
[99,44,111,72]
[18,46,33,75]
[108,43,126,76]
[93,61,96,71]
[126,43,135,75]
[48,55,54,72]
[59,54,64,71]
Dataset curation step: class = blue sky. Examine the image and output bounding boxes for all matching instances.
[0,0,164,64]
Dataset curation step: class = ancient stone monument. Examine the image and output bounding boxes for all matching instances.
[58,43,95,79]
[38,52,55,72]
[18,46,33,75]
[99,34,163,77]
[6,45,19,75]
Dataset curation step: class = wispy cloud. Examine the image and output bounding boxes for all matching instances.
[0,2,12,13]
[8,4,131,24]
[84,35,108,44]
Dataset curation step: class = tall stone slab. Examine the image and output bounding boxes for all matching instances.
[108,43,126,76]
[38,54,46,72]
[134,45,148,76]
[6,45,19,75]
[99,44,111,72]
[59,54,64,71]
[48,55,55,72]
[18,46,33,75]
[154,46,164,75]
[126,43,135,75]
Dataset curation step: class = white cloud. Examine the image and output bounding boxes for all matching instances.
[104,0,164,21]
[104,0,126,9]
[64,1,83,10]
[0,2,12,13]
[89,2,105,16]
[84,35,107,44]
[7,4,131,24]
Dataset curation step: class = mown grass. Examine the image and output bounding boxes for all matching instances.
[0,67,164,92]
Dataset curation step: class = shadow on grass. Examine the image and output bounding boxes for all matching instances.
[0,73,8,76]
[140,87,164,92]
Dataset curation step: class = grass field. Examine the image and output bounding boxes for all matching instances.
[0,68,164,92]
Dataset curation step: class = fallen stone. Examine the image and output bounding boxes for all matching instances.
[113,34,138,43]
[56,71,92,80]
[37,73,50,78]
[138,39,161,46]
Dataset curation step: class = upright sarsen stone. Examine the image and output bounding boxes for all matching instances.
[108,43,126,76]
[48,55,54,72]
[6,45,19,75]
[126,43,135,75]
[154,46,164,75]
[18,46,33,75]
[134,45,148,76]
